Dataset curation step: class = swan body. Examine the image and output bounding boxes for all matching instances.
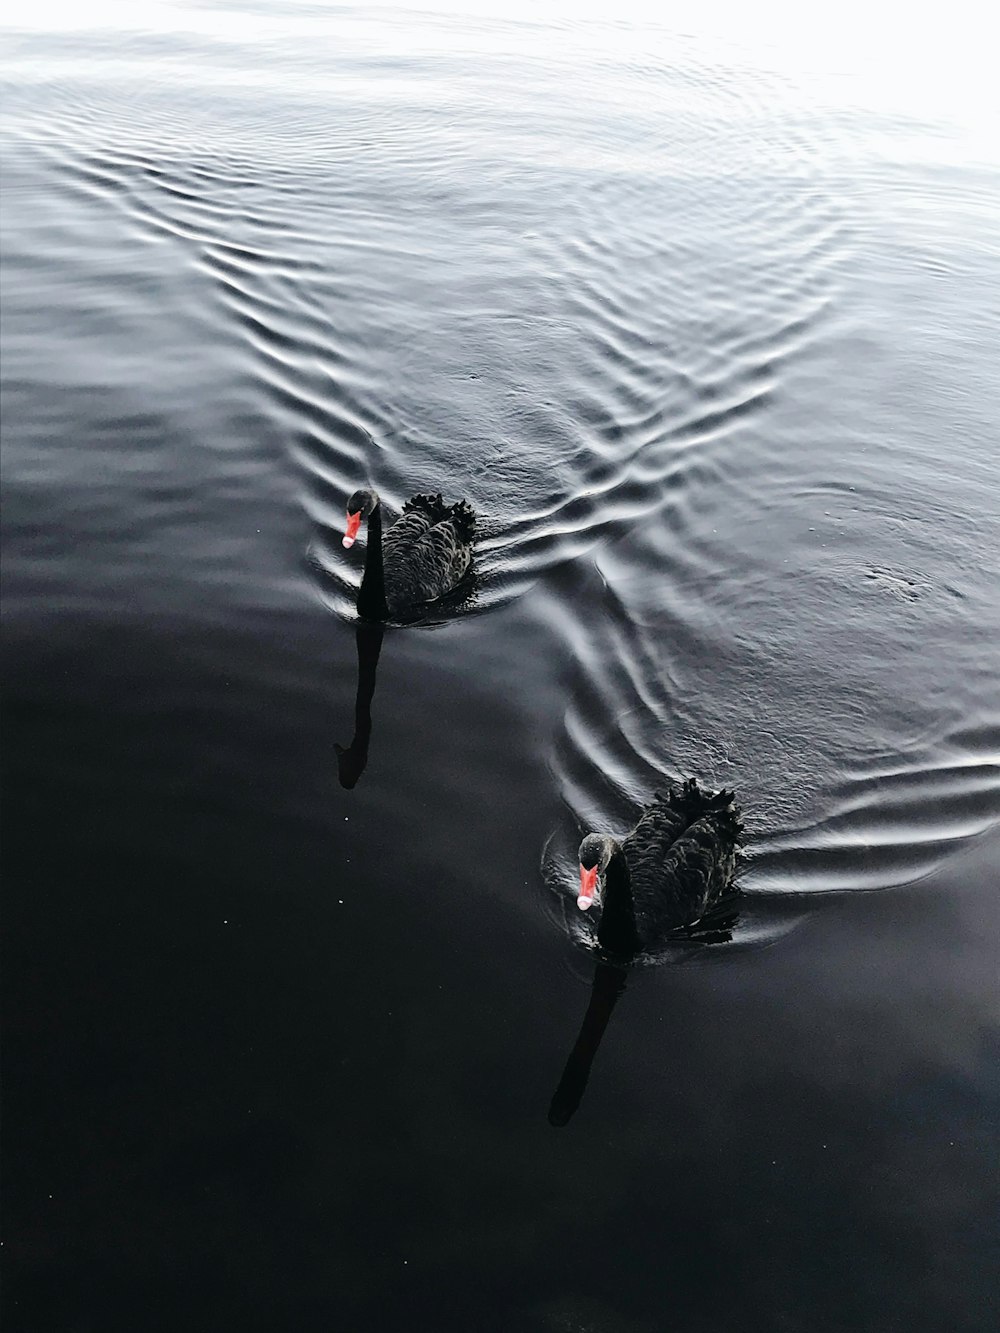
[578,779,743,955]
[343,488,476,620]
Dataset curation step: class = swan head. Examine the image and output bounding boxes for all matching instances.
[343,489,379,548]
[577,833,617,910]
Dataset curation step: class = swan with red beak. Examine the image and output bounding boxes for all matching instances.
[339,486,476,621]
[573,781,744,956]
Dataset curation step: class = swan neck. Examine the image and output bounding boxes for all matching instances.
[358,496,389,620]
[597,845,640,956]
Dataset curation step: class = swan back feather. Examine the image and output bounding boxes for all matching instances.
[622,779,743,935]
[383,493,476,611]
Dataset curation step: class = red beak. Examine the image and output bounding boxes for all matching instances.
[343,510,362,548]
[578,864,598,910]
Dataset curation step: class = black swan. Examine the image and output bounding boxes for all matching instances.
[342,488,476,620]
[577,778,743,956]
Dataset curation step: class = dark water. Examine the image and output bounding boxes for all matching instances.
[3,4,998,1329]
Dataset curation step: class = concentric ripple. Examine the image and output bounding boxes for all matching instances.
[542,466,1000,956]
[4,8,849,624]
[5,6,996,948]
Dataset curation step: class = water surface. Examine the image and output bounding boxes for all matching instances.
[3,4,998,1329]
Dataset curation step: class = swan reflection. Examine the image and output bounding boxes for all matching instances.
[548,894,740,1128]
[335,622,384,789]
[548,961,629,1128]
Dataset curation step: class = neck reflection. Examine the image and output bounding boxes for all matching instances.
[548,960,629,1127]
[335,621,385,789]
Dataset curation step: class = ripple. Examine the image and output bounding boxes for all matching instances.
[4,9,855,627]
[8,8,994,932]
[541,520,1000,956]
